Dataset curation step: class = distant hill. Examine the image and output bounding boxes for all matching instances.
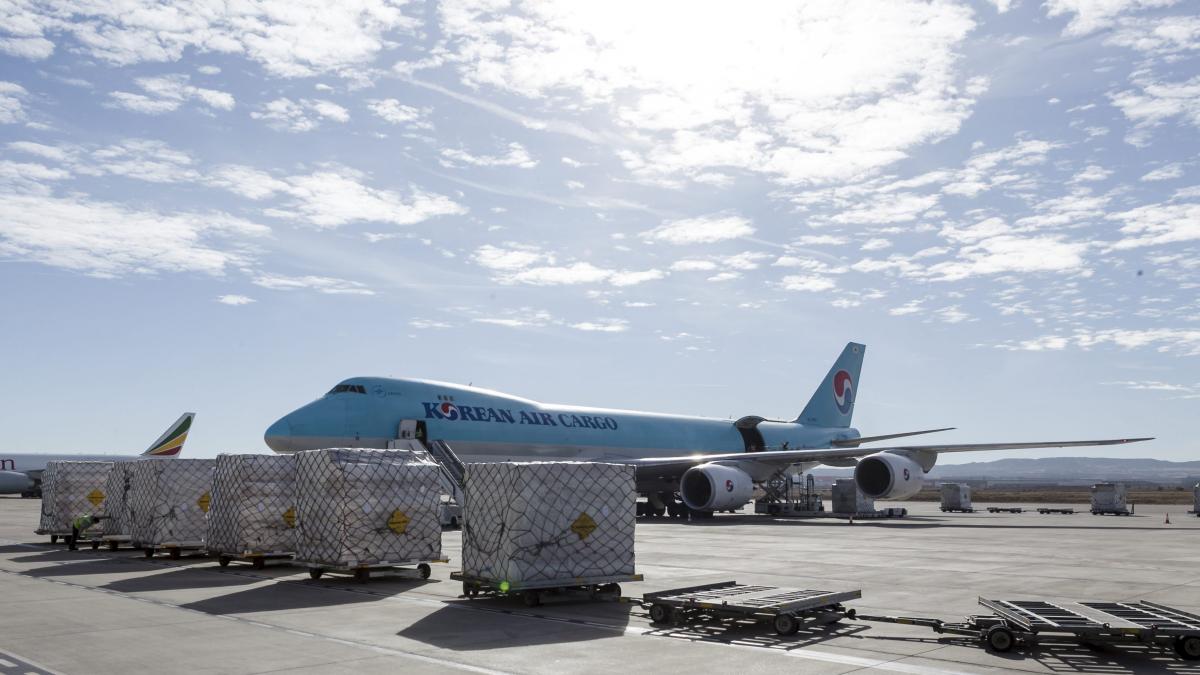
[811,456,1200,485]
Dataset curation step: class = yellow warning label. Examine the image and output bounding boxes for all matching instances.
[388,509,410,535]
[571,512,597,540]
[282,507,296,528]
[86,489,105,507]
[197,492,211,513]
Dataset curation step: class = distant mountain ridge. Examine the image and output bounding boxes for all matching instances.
[812,456,1200,484]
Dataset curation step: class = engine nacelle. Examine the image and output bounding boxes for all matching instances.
[854,453,924,500]
[0,471,34,495]
[680,463,754,511]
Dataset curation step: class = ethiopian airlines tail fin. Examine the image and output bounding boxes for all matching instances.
[795,343,865,428]
[141,413,195,457]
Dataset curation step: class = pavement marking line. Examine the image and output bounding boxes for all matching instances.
[0,657,14,666]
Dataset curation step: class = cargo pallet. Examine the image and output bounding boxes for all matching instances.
[35,529,72,544]
[640,581,860,635]
[452,571,643,607]
[215,551,293,570]
[858,597,1200,661]
[142,542,206,560]
[1092,508,1131,516]
[303,558,448,583]
[1037,508,1075,515]
[98,534,133,551]
[940,507,975,513]
[987,507,1023,513]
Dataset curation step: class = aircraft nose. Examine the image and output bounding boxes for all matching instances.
[264,416,291,453]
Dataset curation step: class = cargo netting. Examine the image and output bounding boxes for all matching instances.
[128,459,215,547]
[462,462,636,584]
[101,462,135,536]
[36,461,114,535]
[206,454,297,556]
[295,449,442,568]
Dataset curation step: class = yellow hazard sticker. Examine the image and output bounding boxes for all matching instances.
[86,489,105,507]
[571,512,597,540]
[388,509,410,535]
[282,507,296,528]
[197,492,211,513]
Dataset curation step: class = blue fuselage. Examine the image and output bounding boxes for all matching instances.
[264,377,859,463]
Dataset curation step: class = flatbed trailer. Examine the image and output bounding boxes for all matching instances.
[1092,508,1132,515]
[304,557,447,583]
[142,541,206,560]
[215,551,293,570]
[640,581,860,635]
[99,534,133,551]
[452,571,642,607]
[858,597,1200,660]
[940,507,975,513]
[986,507,1023,513]
[1037,507,1075,515]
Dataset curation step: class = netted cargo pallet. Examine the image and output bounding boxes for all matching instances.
[35,460,113,543]
[459,461,638,604]
[294,449,444,582]
[129,458,214,557]
[207,454,297,569]
[100,462,136,550]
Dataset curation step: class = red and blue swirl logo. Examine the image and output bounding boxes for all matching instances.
[438,402,461,420]
[833,370,854,415]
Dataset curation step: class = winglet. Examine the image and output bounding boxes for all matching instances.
[141,413,195,457]
[795,342,865,428]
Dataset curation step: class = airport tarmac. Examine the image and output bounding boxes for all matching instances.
[1,497,1198,675]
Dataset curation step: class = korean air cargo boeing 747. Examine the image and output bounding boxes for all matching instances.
[264,343,1149,515]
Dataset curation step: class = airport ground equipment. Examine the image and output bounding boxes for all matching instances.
[206,454,297,569]
[129,458,215,554]
[987,506,1023,513]
[143,541,206,559]
[858,597,1200,660]
[1192,483,1198,516]
[307,557,448,583]
[35,460,113,546]
[940,483,974,513]
[755,472,824,516]
[1037,507,1075,514]
[452,570,641,606]
[1091,482,1130,515]
[639,581,860,635]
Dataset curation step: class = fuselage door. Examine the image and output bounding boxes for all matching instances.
[734,416,767,452]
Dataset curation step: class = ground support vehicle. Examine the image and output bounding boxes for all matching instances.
[305,557,447,583]
[640,581,860,636]
[1092,508,1132,515]
[986,507,1023,513]
[215,551,293,570]
[858,597,1200,661]
[452,571,642,607]
[142,541,206,560]
[940,507,976,513]
[1037,508,1075,515]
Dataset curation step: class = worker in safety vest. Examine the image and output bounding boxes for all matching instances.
[68,513,106,551]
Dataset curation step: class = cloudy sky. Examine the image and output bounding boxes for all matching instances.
[0,0,1196,461]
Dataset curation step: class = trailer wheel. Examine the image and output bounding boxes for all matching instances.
[50,535,58,544]
[774,613,800,636]
[354,568,370,584]
[108,541,118,551]
[309,569,323,580]
[649,604,672,624]
[252,557,266,570]
[91,540,100,550]
[144,547,154,558]
[218,555,231,568]
[417,563,432,579]
[169,548,181,560]
[985,626,1015,652]
[522,590,542,607]
[1175,635,1200,661]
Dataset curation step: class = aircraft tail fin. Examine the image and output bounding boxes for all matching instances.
[795,343,865,428]
[141,413,195,457]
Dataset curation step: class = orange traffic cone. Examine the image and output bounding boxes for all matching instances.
[1165,513,1171,525]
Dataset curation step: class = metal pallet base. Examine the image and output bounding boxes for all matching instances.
[640,581,860,635]
[452,571,642,606]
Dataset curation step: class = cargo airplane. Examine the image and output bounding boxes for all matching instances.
[0,413,194,497]
[263,343,1149,516]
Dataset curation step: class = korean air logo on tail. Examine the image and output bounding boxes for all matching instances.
[833,370,854,415]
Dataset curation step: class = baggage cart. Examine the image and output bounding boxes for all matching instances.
[1037,507,1075,514]
[858,597,1200,660]
[639,581,860,635]
[986,507,1023,513]
[452,571,642,607]
[306,557,448,583]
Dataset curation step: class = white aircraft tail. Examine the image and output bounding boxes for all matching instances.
[140,413,195,457]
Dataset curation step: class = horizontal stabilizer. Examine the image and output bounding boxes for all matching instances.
[831,427,955,447]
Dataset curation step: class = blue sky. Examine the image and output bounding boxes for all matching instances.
[0,0,1196,461]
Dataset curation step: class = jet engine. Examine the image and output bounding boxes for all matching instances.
[680,463,754,512]
[854,453,924,500]
[0,471,34,495]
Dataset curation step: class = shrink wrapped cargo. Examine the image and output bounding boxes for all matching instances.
[101,462,135,537]
[940,483,972,511]
[129,459,215,547]
[295,449,442,568]
[206,454,297,556]
[36,461,113,535]
[832,479,874,514]
[462,462,636,584]
[1090,482,1129,514]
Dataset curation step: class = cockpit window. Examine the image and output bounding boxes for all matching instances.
[326,384,367,395]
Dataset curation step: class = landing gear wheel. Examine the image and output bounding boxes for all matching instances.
[169,548,181,560]
[50,535,58,544]
[985,625,1015,653]
[522,590,542,607]
[417,563,431,579]
[252,557,266,570]
[353,568,370,584]
[649,604,672,624]
[308,568,324,580]
[1175,635,1200,661]
[218,555,231,568]
[91,540,100,550]
[774,614,800,635]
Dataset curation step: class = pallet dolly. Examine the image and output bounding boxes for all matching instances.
[858,597,1200,660]
[1037,507,1075,514]
[452,571,642,607]
[986,507,1024,513]
[639,581,860,635]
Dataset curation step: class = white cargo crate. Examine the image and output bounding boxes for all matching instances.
[129,458,215,555]
[35,461,113,538]
[206,454,297,567]
[461,461,637,587]
[940,483,973,512]
[1091,482,1129,515]
[294,449,443,576]
[100,462,136,548]
[831,479,874,514]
